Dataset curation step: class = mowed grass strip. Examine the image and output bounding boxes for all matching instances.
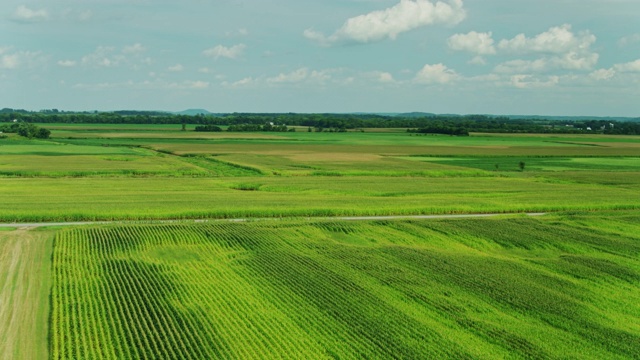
[0,228,53,360]
[50,215,640,359]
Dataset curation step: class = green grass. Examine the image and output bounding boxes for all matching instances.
[50,215,640,359]
[0,154,208,177]
[0,142,143,156]
[405,156,640,172]
[1,176,639,222]
[5,125,640,359]
[0,228,54,360]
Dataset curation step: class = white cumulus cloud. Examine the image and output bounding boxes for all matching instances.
[498,24,595,54]
[224,77,255,88]
[123,43,146,55]
[203,44,246,60]
[510,74,559,89]
[468,56,487,65]
[0,49,46,70]
[376,71,395,83]
[448,31,495,55]
[494,59,548,73]
[590,68,616,80]
[555,51,599,70]
[617,34,640,47]
[81,46,122,67]
[183,80,209,89]
[267,67,333,85]
[78,45,151,68]
[268,68,310,84]
[12,5,49,23]
[57,60,77,67]
[414,63,459,84]
[495,24,598,73]
[614,59,640,72]
[1,54,20,69]
[305,0,466,45]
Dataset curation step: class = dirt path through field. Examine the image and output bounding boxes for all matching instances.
[0,212,547,229]
[0,228,52,360]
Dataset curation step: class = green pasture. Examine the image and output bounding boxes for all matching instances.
[2,127,640,220]
[405,156,640,172]
[0,143,208,177]
[51,215,640,359]
[1,176,639,222]
[0,142,143,156]
[4,129,638,179]
[0,154,207,177]
[143,139,640,158]
[44,123,640,146]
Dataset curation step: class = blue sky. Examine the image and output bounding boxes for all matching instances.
[1,0,639,116]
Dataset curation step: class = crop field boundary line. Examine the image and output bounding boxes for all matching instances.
[0,212,547,229]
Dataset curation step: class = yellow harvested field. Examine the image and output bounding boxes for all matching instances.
[0,229,53,360]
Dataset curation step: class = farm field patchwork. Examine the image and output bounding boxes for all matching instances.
[2,124,640,359]
[2,127,640,222]
[50,215,640,359]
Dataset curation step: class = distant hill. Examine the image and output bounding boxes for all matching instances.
[396,112,437,118]
[174,109,214,116]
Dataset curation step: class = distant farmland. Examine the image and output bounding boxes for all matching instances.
[1,123,639,359]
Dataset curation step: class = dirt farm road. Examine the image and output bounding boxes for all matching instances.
[1,212,547,229]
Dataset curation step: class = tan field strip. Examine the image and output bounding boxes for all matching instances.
[0,228,53,360]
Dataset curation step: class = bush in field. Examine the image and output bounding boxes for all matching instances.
[1,122,51,139]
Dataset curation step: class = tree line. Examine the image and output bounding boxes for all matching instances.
[2,110,640,135]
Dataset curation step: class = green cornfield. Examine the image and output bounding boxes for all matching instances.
[51,215,640,359]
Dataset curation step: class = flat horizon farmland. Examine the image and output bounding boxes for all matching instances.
[2,124,640,359]
[1,127,640,221]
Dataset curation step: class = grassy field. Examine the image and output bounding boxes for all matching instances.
[2,124,640,359]
[0,228,53,360]
[1,175,639,222]
[50,215,640,359]
[1,126,639,221]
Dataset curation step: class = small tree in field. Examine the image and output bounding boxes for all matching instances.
[519,161,525,171]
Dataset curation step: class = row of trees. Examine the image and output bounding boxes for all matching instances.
[2,110,640,135]
[195,123,294,132]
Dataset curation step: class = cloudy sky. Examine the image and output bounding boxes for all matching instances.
[2,0,639,116]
